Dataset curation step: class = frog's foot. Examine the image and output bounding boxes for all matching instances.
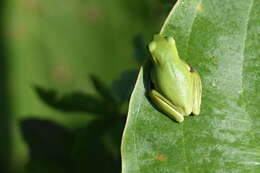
[149,90,184,123]
[191,70,202,115]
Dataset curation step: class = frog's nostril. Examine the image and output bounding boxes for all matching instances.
[165,36,170,40]
[149,42,157,52]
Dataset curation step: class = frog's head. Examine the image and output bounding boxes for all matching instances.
[149,34,178,65]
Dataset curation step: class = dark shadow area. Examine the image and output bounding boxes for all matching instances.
[20,116,127,173]
[0,0,11,173]
[21,73,136,173]
[21,119,75,173]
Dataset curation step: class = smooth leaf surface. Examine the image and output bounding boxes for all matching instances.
[121,0,260,172]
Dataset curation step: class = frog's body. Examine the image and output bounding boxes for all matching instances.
[149,35,201,123]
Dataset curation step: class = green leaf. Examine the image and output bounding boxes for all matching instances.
[121,0,260,172]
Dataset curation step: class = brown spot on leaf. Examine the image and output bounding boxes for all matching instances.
[156,154,166,161]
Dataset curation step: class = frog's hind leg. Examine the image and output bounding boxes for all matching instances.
[190,69,202,115]
[149,90,184,122]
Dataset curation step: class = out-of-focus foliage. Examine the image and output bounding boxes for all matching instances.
[21,74,134,173]
[0,0,11,173]
[0,0,176,172]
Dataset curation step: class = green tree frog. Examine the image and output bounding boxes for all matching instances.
[148,34,202,123]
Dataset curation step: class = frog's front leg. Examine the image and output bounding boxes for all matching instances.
[191,69,202,115]
[149,90,184,123]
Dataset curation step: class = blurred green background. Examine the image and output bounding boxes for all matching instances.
[0,0,176,172]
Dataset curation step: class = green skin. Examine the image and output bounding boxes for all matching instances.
[149,34,202,123]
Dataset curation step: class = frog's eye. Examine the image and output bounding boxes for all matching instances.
[164,36,170,40]
[149,41,157,52]
[165,36,175,43]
